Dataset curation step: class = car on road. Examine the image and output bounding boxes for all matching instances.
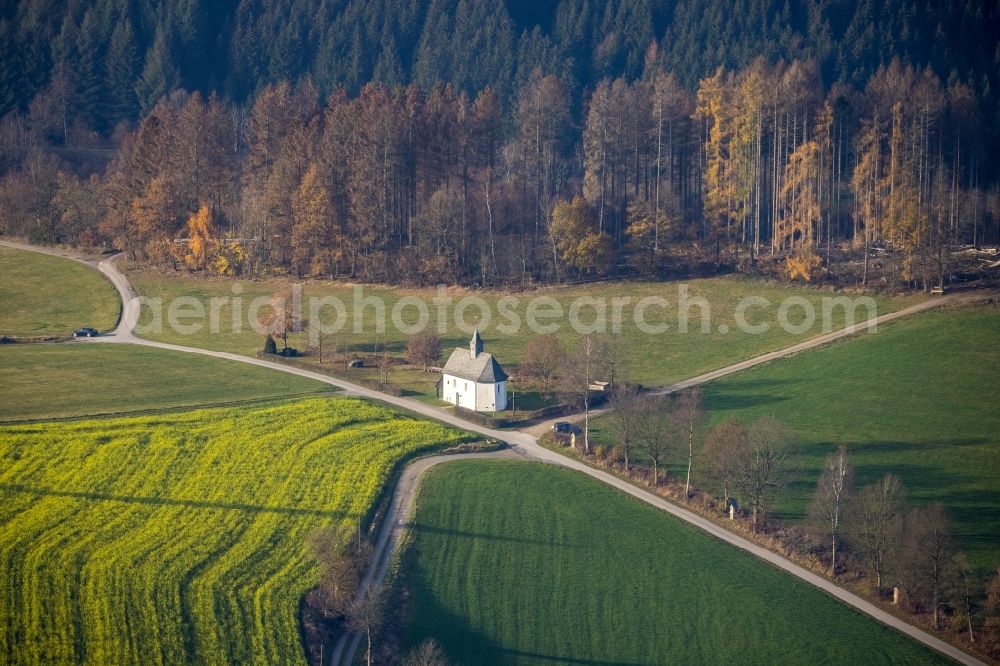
[552,421,575,434]
[73,327,100,338]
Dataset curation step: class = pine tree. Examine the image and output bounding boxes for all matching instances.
[76,10,106,131]
[373,33,404,87]
[0,20,20,115]
[106,19,140,124]
[135,27,181,114]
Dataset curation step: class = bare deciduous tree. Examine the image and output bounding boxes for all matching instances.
[898,502,956,629]
[807,446,853,576]
[603,336,629,391]
[520,334,565,394]
[670,388,705,498]
[407,330,442,371]
[608,383,642,472]
[702,417,749,509]
[734,416,792,533]
[634,396,674,485]
[560,335,609,454]
[306,525,372,619]
[403,639,450,666]
[984,566,1000,642]
[257,284,307,349]
[347,582,385,666]
[851,473,906,592]
[377,351,392,385]
[952,554,978,643]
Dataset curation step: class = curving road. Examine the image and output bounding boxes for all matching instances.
[1,239,987,666]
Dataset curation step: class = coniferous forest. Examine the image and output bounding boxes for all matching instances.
[1,0,999,287]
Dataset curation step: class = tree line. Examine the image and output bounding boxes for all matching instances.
[2,56,997,287]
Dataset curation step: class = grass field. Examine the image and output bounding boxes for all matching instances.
[0,397,472,665]
[127,269,919,389]
[588,304,1000,571]
[0,246,119,336]
[702,305,1000,571]
[402,461,948,665]
[0,344,333,422]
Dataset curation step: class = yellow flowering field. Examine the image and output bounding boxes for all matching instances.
[0,396,470,664]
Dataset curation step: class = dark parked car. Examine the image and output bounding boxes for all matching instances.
[348,359,364,368]
[552,421,574,434]
[73,327,99,338]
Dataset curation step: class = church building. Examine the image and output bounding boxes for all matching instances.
[438,329,508,412]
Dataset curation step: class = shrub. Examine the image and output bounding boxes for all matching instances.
[264,334,277,354]
[784,252,823,282]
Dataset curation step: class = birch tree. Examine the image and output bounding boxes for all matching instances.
[561,335,609,454]
[670,388,705,499]
[807,446,853,576]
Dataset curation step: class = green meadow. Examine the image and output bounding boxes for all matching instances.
[588,305,1000,571]
[0,246,119,336]
[402,461,948,665]
[0,344,331,422]
[128,269,919,388]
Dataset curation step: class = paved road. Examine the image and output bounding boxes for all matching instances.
[2,239,986,666]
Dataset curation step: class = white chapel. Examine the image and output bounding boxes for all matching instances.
[438,329,508,412]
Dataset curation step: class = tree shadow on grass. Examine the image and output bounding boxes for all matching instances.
[406,522,582,549]
[401,555,644,666]
[703,378,799,412]
[847,437,990,458]
[347,340,408,355]
[781,439,1000,551]
[0,483,354,519]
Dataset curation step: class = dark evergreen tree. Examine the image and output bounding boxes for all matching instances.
[373,33,404,87]
[77,10,107,131]
[106,18,140,124]
[0,20,22,115]
[135,26,181,114]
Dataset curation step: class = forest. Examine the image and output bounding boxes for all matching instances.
[1,0,998,287]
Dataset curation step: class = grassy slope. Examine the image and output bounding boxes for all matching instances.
[0,397,472,665]
[0,344,332,421]
[0,246,119,336]
[128,270,918,387]
[403,461,947,665]
[702,305,1000,571]
[589,305,1000,570]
